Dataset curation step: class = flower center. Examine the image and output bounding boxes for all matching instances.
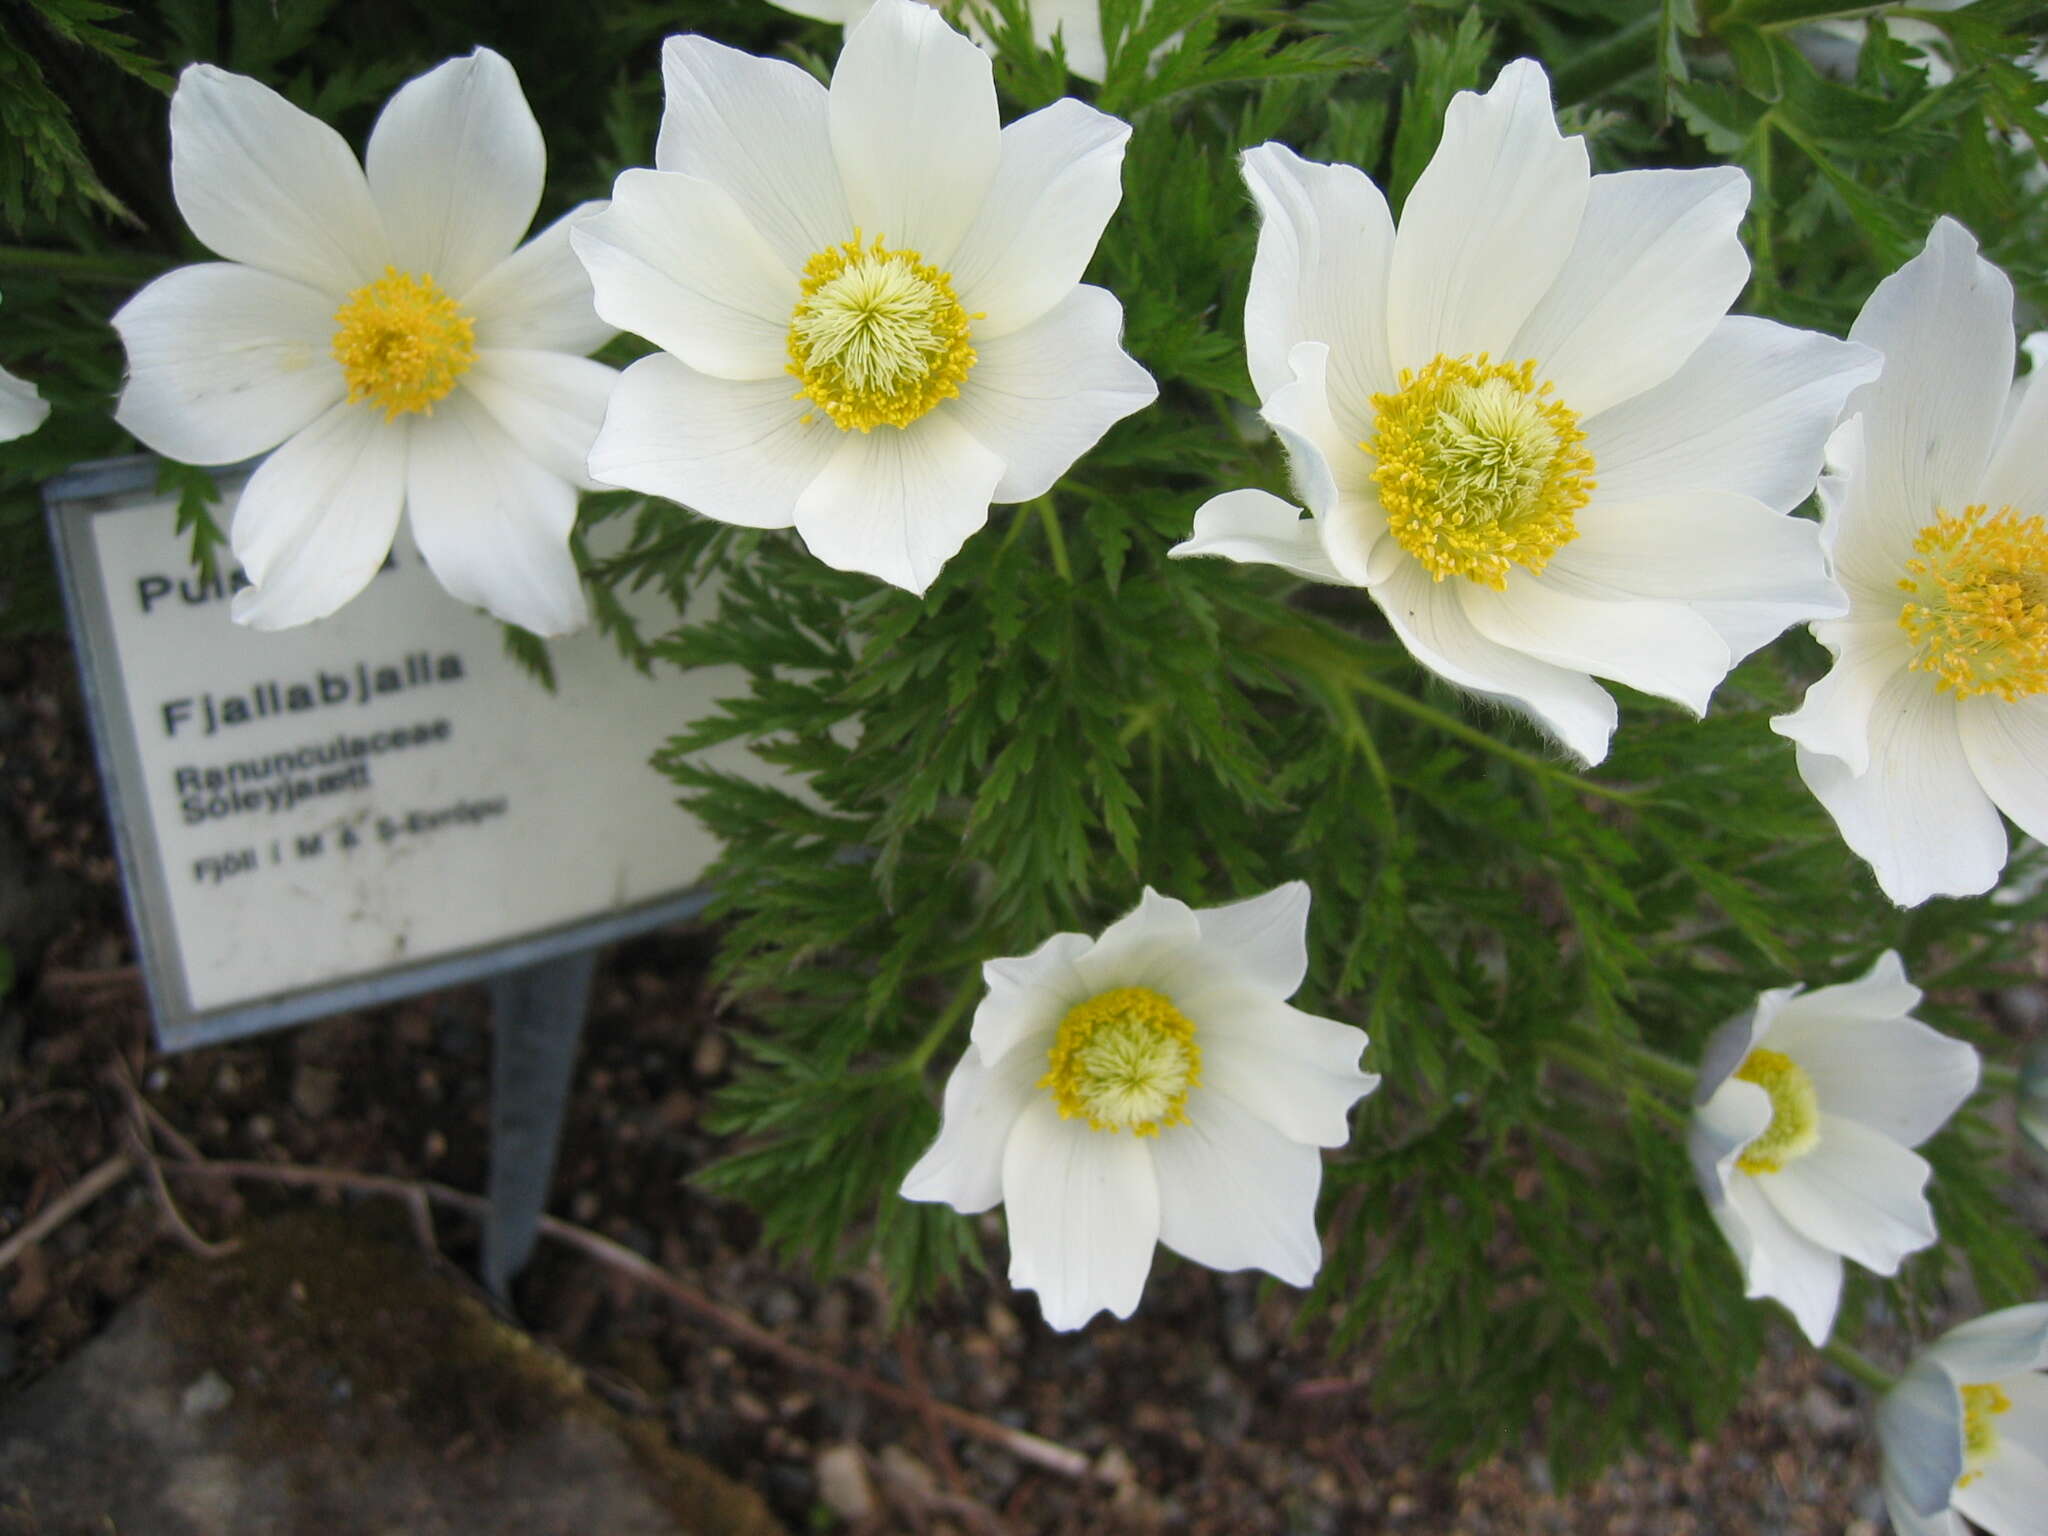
[1732,1048,1822,1175]
[330,267,477,420]
[787,233,975,433]
[1898,503,2048,700]
[1368,354,1595,589]
[1041,986,1200,1136]
[1958,1381,2012,1487]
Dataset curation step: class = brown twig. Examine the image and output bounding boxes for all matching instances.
[166,1158,1098,1480]
[897,1326,969,1494]
[36,965,142,993]
[108,1063,238,1260]
[0,1153,134,1274]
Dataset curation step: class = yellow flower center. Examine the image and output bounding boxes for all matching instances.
[1041,986,1200,1136]
[330,267,477,420]
[1732,1048,1822,1175]
[1368,353,1595,589]
[1898,503,2048,700]
[787,233,975,432]
[1957,1381,2012,1487]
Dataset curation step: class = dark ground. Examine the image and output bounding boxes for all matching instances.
[1,630,2034,1534]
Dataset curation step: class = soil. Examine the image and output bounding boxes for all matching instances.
[0,630,2036,1534]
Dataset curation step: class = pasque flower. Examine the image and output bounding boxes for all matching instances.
[765,0,1115,83]
[113,50,616,635]
[900,883,1377,1329]
[1688,951,1978,1346]
[0,294,49,444]
[1172,59,1876,765]
[574,0,1156,595]
[1878,1303,2048,1536]
[1773,219,2048,905]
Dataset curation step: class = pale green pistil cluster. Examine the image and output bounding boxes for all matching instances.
[1041,986,1200,1136]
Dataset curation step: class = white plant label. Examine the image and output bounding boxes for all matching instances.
[64,475,752,1031]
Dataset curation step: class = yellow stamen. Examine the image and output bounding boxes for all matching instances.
[1040,986,1200,1136]
[1898,503,2048,700]
[1732,1048,1822,1175]
[1957,1381,2012,1487]
[330,267,476,420]
[787,232,975,432]
[1368,353,1595,588]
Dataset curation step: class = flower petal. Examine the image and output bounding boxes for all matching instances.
[0,361,47,443]
[1239,141,1397,414]
[1152,1092,1325,1285]
[1385,58,1589,373]
[946,284,1155,501]
[1584,316,1880,515]
[1462,571,1732,716]
[1169,489,1351,584]
[404,393,586,635]
[1923,1303,2048,1384]
[365,49,542,298]
[1792,669,2007,906]
[973,929,1093,1068]
[1959,694,2048,846]
[1981,342,2048,518]
[1759,1114,1937,1275]
[1183,991,1376,1148]
[571,170,794,380]
[1545,491,1844,663]
[1716,1170,1844,1345]
[1770,978,1978,1148]
[169,64,386,295]
[112,262,343,465]
[655,35,849,272]
[1188,881,1310,998]
[463,349,616,490]
[464,200,615,356]
[1689,1073,1772,1200]
[1510,167,1750,420]
[946,98,1129,339]
[587,354,831,530]
[1001,1097,1159,1330]
[830,0,1000,265]
[792,410,1004,593]
[1372,558,1618,766]
[228,403,406,629]
[1954,1436,2048,1536]
[1844,216,2014,557]
[1073,886,1202,996]
[899,1043,1044,1214]
[1771,620,1915,779]
[1261,342,1390,583]
[1879,1357,1967,1522]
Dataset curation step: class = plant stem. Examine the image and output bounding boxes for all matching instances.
[1980,1061,2021,1094]
[0,245,169,284]
[1823,1338,1897,1394]
[1035,497,1072,582]
[1551,12,1661,103]
[1546,1038,1686,1128]
[902,974,983,1076]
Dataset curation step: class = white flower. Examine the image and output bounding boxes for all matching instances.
[0,292,49,444]
[574,0,1157,596]
[1878,1303,2048,1536]
[1170,59,1877,766]
[1688,951,1979,1346]
[112,51,617,635]
[900,883,1377,1330]
[1773,219,2048,906]
[767,0,1115,83]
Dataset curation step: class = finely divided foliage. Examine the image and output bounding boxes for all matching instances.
[4,0,2047,1491]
